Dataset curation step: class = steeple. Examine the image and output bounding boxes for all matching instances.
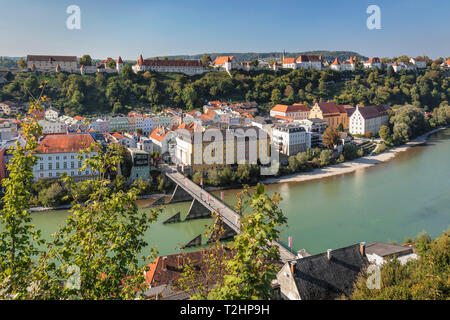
[138,55,144,65]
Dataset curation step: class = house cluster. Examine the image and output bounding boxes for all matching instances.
[262,101,390,157]
[140,240,418,300]
[25,55,124,74]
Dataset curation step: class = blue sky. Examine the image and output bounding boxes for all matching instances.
[0,0,449,59]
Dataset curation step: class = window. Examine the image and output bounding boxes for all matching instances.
[49,172,52,177]
[56,156,60,160]
[63,162,67,169]
[48,163,52,170]
[71,162,74,169]
[40,163,44,170]
[56,163,60,169]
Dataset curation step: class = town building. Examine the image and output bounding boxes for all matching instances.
[363,57,382,69]
[272,123,307,156]
[282,58,297,69]
[38,119,67,134]
[212,56,241,71]
[150,127,174,157]
[127,148,150,181]
[365,242,418,266]
[27,55,78,72]
[109,116,129,132]
[45,107,60,121]
[132,55,206,75]
[174,126,270,175]
[296,118,328,134]
[330,58,340,71]
[409,57,427,69]
[296,55,323,70]
[277,243,368,300]
[349,105,390,135]
[340,57,357,71]
[33,133,97,181]
[0,101,23,115]
[0,119,18,141]
[309,102,350,130]
[270,104,310,120]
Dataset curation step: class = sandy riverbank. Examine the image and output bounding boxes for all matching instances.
[262,126,448,185]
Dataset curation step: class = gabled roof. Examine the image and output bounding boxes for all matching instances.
[355,105,390,120]
[292,243,368,300]
[283,58,296,64]
[36,134,95,154]
[331,58,339,65]
[27,55,77,62]
[297,55,322,63]
[365,57,381,64]
[139,59,203,67]
[366,242,413,258]
[271,104,310,113]
[213,56,234,65]
[314,102,347,115]
[150,127,170,142]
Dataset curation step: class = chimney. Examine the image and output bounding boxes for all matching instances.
[360,242,366,257]
[327,249,332,260]
[162,256,168,271]
[289,260,296,274]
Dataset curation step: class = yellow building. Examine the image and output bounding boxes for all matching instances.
[309,102,355,130]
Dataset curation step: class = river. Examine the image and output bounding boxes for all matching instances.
[10,128,450,257]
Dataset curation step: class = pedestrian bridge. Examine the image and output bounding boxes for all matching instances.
[163,166,296,263]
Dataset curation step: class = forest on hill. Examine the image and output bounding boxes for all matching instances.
[0,62,448,116]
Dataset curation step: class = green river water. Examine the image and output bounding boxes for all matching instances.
[11,128,450,256]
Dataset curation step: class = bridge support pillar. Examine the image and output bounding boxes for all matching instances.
[169,185,193,204]
[182,234,202,249]
[207,218,237,243]
[185,199,212,221]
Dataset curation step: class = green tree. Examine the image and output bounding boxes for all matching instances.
[79,54,92,67]
[378,125,391,141]
[271,88,282,105]
[121,64,133,80]
[201,54,211,68]
[49,142,161,299]
[320,149,333,166]
[209,184,287,299]
[352,231,449,300]
[17,57,27,68]
[0,92,44,299]
[322,127,340,149]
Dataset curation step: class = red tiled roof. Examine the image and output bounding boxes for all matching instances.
[150,127,170,142]
[331,58,339,65]
[36,134,96,154]
[117,56,123,64]
[213,56,234,65]
[27,55,77,62]
[283,58,296,64]
[356,105,390,120]
[365,57,381,64]
[140,59,202,67]
[315,102,348,115]
[271,104,309,113]
[297,55,322,63]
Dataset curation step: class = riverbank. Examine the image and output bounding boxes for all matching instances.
[28,193,167,212]
[262,126,448,185]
